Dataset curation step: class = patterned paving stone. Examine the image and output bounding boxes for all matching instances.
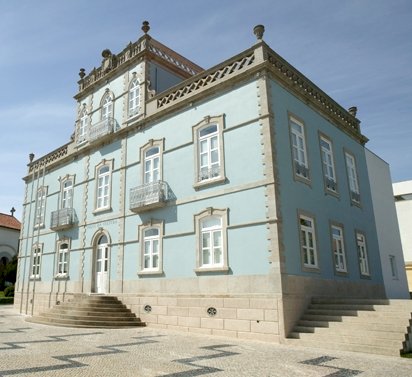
[0,306,412,377]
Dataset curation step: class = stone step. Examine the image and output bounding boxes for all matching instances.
[313,320,409,333]
[26,316,145,328]
[26,295,145,329]
[284,338,401,357]
[288,297,412,356]
[39,312,139,322]
[48,308,135,317]
[311,297,390,305]
[52,304,129,312]
[289,330,404,347]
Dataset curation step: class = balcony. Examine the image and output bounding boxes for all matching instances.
[88,117,117,143]
[130,180,169,212]
[50,208,77,231]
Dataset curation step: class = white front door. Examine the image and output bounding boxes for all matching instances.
[96,242,108,294]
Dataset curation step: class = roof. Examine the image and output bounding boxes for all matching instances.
[0,213,21,231]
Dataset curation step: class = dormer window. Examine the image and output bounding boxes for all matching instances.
[128,79,140,117]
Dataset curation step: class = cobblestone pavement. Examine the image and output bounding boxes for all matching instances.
[1,306,412,377]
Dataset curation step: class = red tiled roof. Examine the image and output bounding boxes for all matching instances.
[0,213,21,231]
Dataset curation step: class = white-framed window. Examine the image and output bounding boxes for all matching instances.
[56,239,70,277]
[289,116,309,180]
[95,161,112,211]
[299,214,318,269]
[194,208,228,272]
[128,78,140,117]
[78,107,88,144]
[101,92,113,120]
[320,135,337,192]
[31,244,42,279]
[331,225,347,273]
[192,115,226,189]
[143,228,159,270]
[138,220,163,275]
[61,177,73,209]
[389,255,398,279]
[345,151,360,203]
[356,232,370,277]
[34,186,47,227]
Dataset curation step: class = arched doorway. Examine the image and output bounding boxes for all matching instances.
[92,233,110,293]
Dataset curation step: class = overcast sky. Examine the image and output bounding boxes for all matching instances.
[1,0,411,219]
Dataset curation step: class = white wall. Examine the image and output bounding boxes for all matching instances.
[366,150,409,298]
[393,180,412,292]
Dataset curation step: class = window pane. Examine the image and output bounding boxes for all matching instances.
[199,125,217,137]
[202,232,210,248]
[145,228,159,237]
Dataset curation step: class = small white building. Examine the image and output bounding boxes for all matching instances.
[0,210,21,265]
[393,180,412,293]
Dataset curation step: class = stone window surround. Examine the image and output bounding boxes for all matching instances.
[139,139,165,185]
[93,159,114,214]
[30,243,43,280]
[318,131,339,197]
[288,112,311,186]
[355,229,371,279]
[329,221,348,276]
[194,207,229,274]
[192,114,226,190]
[138,219,164,276]
[297,209,320,272]
[55,237,71,280]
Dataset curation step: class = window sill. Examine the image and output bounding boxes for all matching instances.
[93,207,112,215]
[29,276,41,281]
[55,274,70,280]
[138,269,164,277]
[194,266,229,274]
[302,265,320,273]
[126,112,143,123]
[193,176,226,191]
[360,273,371,280]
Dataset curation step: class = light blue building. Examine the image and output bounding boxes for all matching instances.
[15,22,387,341]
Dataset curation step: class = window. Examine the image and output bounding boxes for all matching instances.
[144,147,160,183]
[31,244,42,279]
[101,92,113,120]
[128,78,140,117]
[289,116,309,180]
[194,208,228,272]
[193,115,226,188]
[299,214,318,269]
[331,225,347,273]
[78,107,88,144]
[95,161,112,211]
[138,220,163,274]
[61,178,73,209]
[56,240,70,277]
[356,232,369,276]
[143,228,159,270]
[34,186,47,227]
[389,255,398,279]
[345,152,360,203]
[320,135,337,192]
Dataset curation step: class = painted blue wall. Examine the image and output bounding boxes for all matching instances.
[270,79,383,284]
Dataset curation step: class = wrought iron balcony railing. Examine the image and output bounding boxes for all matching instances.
[130,180,169,212]
[50,208,77,231]
[87,117,117,142]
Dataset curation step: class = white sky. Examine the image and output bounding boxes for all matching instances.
[1,0,411,219]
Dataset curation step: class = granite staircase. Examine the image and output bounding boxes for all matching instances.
[26,295,145,328]
[286,297,412,357]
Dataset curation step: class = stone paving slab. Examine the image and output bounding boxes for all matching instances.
[1,306,412,377]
